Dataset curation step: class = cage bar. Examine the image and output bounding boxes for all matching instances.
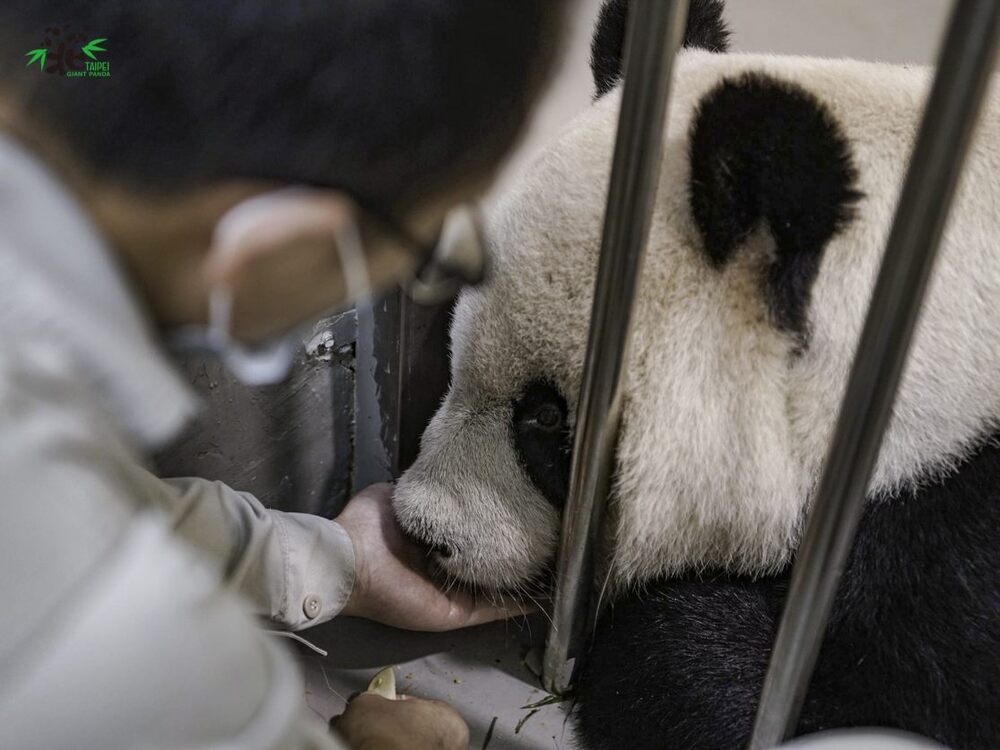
[749,1,1000,746]
[541,0,691,695]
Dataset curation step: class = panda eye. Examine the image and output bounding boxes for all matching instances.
[531,403,563,431]
[512,380,572,510]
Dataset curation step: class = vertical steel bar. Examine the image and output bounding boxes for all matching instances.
[541,0,690,695]
[353,291,453,494]
[353,297,397,492]
[749,1,1000,746]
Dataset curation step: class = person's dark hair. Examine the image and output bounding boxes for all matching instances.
[0,1,567,210]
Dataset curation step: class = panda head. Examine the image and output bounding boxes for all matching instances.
[393,6,868,595]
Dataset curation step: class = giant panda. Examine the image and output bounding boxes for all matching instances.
[392,1,1000,747]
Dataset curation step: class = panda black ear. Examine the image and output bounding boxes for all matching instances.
[591,0,730,97]
[689,73,861,336]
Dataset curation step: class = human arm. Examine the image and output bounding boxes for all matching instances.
[161,475,357,630]
[0,340,348,750]
[158,478,530,632]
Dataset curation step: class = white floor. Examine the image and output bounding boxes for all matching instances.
[302,3,952,745]
[298,616,573,749]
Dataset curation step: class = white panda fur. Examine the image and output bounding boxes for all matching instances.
[393,48,1000,596]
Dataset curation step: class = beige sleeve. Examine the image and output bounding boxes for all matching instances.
[162,477,357,630]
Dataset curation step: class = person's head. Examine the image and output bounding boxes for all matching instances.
[0,1,567,343]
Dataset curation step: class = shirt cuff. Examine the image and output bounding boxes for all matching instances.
[274,514,356,631]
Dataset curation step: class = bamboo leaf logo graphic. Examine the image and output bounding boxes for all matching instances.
[81,38,108,60]
[25,48,47,70]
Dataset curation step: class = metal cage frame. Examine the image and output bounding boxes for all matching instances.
[540,2,1000,748]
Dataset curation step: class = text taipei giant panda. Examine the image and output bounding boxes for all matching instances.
[392,2,1000,747]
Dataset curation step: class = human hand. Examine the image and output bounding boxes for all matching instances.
[335,483,532,631]
[331,693,469,750]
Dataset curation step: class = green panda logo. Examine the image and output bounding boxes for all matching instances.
[24,26,109,78]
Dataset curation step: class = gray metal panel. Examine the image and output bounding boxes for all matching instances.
[353,295,399,492]
[154,291,453,517]
[154,311,358,516]
[354,290,454,492]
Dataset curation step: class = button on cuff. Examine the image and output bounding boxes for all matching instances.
[303,595,322,620]
[274,513,356,630]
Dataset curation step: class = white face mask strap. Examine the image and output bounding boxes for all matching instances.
[208,211,368,345]
[171,190,375,386]
[334,217,371,306]
[203,281,297,386]
[208,285,235,346]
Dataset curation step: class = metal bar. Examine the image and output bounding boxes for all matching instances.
[541,0,690,695]
[353,291,454,491]
[353,296,398,492]
[749,1,1000,746]
[396,296,455,474]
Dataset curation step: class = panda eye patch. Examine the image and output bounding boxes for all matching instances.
[530,403,564,431]
[512,380,572,510]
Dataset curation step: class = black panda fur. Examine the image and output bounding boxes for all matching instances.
[689,73,862,338]
[591,0,730,97]
[511,380,572,511]
[575,431,1000,749]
